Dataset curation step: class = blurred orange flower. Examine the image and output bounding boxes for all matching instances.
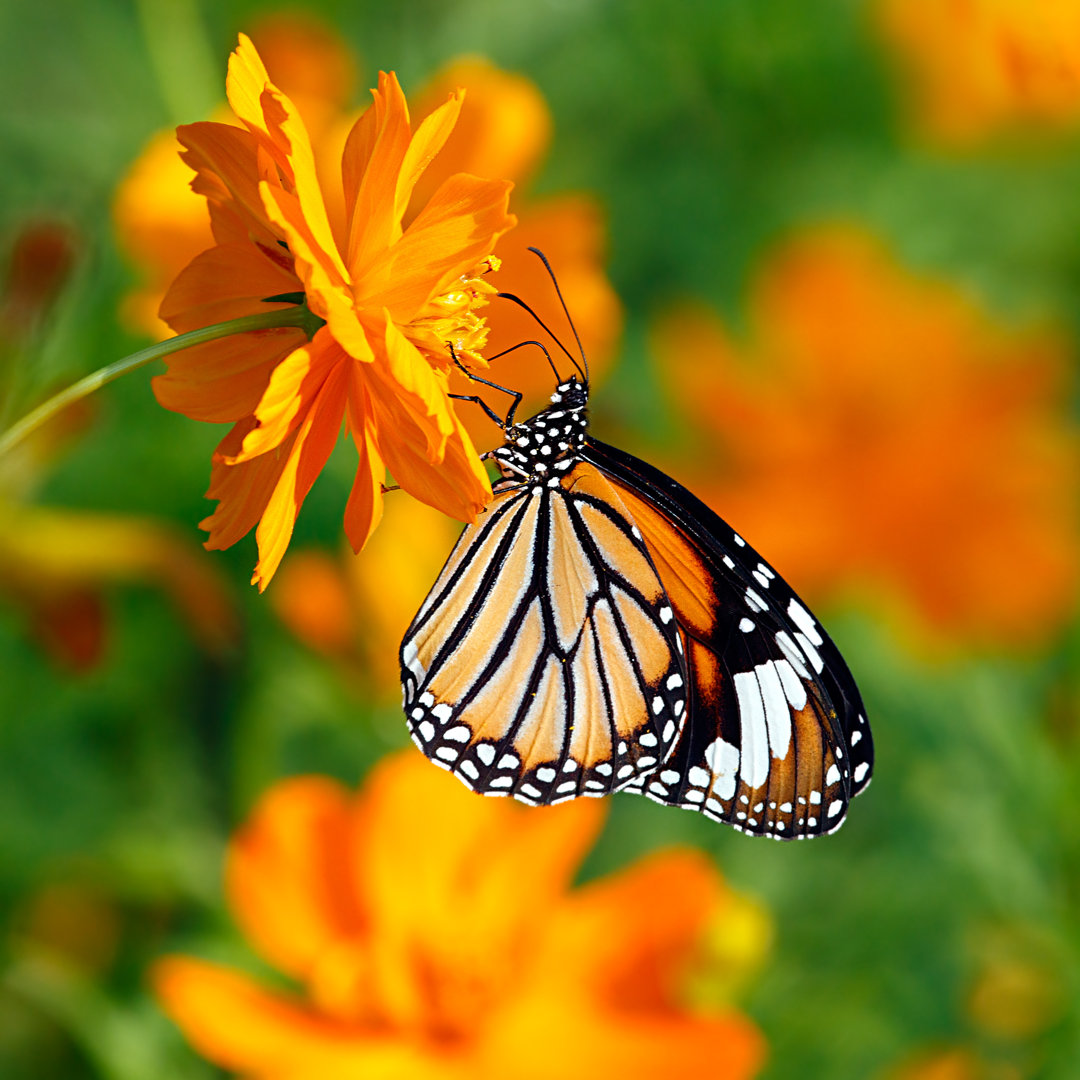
[115,20,622,448]
[154,752,765,1080]
[270,496,460,700]
[152,34,515,590]
[651,225,1078,649]
[876,0,1080,145]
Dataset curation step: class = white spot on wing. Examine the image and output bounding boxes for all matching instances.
[774,658,808,712]
[734,671,770,788]
[704,738,740,800]
[756,661,791,759]
[744,587,767,613]
[787,599,824,647]
[775,631,811,680]
[402,639,425,680]
[794,631,824,673]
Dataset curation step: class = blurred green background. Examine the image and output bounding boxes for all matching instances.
[2,1,1080,1078]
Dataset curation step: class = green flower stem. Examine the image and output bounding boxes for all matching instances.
[0,305,324,459]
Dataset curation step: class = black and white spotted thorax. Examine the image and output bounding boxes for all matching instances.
[491,377,590,493]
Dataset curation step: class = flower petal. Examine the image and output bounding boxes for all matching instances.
[366,173,515,319]
[227,34,350,284]
[154,957,460,1080]
[227,776,363,978]
[342,72,414,278]
[376,313,459,461]
[484,992,765,1080]
[200,421,294,552]
[537,848,723,1004]
[351,752,606,1035]
[155,242,306,422]
[367,352,491,525]
[342,380,386,554]
[259,180,371,362]
[250,356,348,590]
[175,120,277,250]
[226,330,346,463]
[159,241,302,335]
[393,89,464,239]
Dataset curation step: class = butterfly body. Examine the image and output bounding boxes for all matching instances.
[401,376,873,838]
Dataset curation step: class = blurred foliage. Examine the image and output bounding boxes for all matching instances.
[2,1,1080,1078]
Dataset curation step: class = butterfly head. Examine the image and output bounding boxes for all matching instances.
[492,377,590,489]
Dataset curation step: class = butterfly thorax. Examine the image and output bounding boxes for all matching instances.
[491,377,590,492]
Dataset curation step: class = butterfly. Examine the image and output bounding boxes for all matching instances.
[400,263,872,840]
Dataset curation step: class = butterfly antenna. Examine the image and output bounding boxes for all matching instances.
[497,292,587,384]
[487,339,562,383]
[528,246,589,383]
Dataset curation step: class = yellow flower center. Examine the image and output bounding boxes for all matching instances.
[410,255,501,367]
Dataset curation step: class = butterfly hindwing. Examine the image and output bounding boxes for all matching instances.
[584,436,873,838]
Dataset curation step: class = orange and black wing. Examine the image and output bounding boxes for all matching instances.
[400,464,688,805]
[583,437,872,839]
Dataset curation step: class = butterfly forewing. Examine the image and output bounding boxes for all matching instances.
[401,460,688,806]
[585,436,873,838]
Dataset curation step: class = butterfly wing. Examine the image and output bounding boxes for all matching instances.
[583,437,873,839]
[400,464,688,805]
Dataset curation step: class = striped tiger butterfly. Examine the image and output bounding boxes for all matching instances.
[400,254,872,839]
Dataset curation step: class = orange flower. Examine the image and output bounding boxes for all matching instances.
[650,225,1079,649]
[115,23,622,446]
[876,0,1080,145]
[154,752,765,1080]
[153,35,515,589]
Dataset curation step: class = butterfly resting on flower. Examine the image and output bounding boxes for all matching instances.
[400,255,872,839]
